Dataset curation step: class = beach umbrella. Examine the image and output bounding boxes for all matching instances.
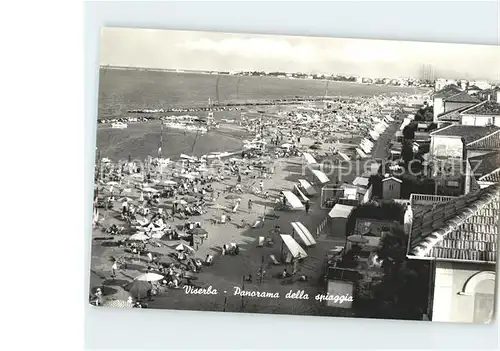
[190,228,208,236]
[135,272,164,282]
[164,180,177,186]
[127,280,152,299]
[102,299,133,308]
[178,199,188,206]
[106,181,119,186]
[128,233,150,241]
[131,174,144,179]
[347,235,369,244]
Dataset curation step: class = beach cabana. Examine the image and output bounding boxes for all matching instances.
[328,204,355,238]
[291,222,317,246]
[302,152,318,165]
[298,179,317,196]
[280,234,308,259]
[282,190,305,210]
[311,169,330,184]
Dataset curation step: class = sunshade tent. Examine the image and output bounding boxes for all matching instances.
[290,222,316,246]
[298,179,317,196]
[302,152,318,165]
[294,185,309,203]
[280,234,308,259]
[294,222,317,245]
[311,169,330,184]
[281,191,305,210]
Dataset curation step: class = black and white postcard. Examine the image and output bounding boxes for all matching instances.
[89,27,499,323]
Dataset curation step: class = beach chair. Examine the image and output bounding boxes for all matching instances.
[269,255,280,265]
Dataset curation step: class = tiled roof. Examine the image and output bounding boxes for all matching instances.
[480,168,500,182]
[466,129,500,149]
[462,101,500,116]
[434,85,462,99]
[443,91,481,103]
[469,151,500,179]
[431,125,500,145]
[408,184,500,263]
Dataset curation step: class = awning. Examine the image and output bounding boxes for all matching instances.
[338,151,351,161]
[302,152,318,165]
[291,222,313,246]
[356,148,368,158]
[328,204,355,218]
[298,179,317,195]
[291,222,317,246]
[294,184,309,202]
[280,234,308,259]
[311,169,330,184]
[282,190,305,209]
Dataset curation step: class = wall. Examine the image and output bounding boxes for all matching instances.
[444,101,475,113]
[433,97,444,123]
[431,136,464,159]
[382,180,401,200]
[462,114,500,126]
[431,261,496,323]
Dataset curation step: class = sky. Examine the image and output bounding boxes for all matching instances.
[100,27,500,81]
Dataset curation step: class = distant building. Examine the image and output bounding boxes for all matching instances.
[460,101,500,127]
[443,91,481,113]
[433,85,463,123]
[429,124,500,195]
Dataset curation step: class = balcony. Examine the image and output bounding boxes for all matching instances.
[410,193,457,206]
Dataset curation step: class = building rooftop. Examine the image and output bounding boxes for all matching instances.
[434,85,462,99]
[462,101,500,116]
[480,168,500,183]
[468,151,500,179]
[430,124,500,145]
[466,129,500,150]
[408,183,500,263]
[443,91,481,103]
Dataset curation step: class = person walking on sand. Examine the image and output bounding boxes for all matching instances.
[259,180,264,194]
[237,173,241,183]
[248,199,253,213]
[305,200,310,215]
[111,260,118,279]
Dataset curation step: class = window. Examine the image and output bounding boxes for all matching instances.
[389,184,394,190]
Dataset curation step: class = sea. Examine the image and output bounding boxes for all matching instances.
[97,68,426,161]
